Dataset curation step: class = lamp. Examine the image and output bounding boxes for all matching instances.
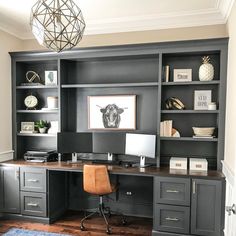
[30,0,86,52]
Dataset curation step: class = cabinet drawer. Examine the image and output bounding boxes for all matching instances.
[154,177,190,206]
[21,192,47,217]
[154,204,190,234]
[20,167,47,193]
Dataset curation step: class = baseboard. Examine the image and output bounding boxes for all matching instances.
[1,213,50,224]
[0,150,14,162]
[152,230,191,236]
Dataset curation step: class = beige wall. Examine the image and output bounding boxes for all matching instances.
[22,24,227,50]
[0,30,22,155]
[225,1,236,174]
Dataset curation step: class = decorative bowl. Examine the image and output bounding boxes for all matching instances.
[192,127,215,136]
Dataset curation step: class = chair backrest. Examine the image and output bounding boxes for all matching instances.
[83,165,113,195]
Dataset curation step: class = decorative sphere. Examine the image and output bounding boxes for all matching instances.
[30,0,86,52]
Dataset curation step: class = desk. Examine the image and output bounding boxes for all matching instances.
[0,161,225,236]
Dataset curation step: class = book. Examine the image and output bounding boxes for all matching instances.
[160,120,173,137]
[164,65,170,82]
[193,135,214,139]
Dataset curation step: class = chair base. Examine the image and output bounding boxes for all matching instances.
[80,197,126,234]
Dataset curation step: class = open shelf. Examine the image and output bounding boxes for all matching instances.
[161,110,219,114]
[17,133,57,137]
[17,110,59,113]
[160,137,218,142]
[61,82,159,88]
[16,85,58,89]
[162,81,220,86]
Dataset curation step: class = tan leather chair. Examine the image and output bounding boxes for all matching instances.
[80,164,126,234]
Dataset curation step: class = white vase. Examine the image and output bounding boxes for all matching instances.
[199,57,214,81]
[39,127,47,133]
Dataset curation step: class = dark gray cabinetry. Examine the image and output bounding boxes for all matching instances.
[20,167,47,217]
[154,204,190,234]
[0,166,20,213]
[191,178,225,236]
[153,177,225,236]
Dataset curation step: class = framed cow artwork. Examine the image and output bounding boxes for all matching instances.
[88,95,136,130]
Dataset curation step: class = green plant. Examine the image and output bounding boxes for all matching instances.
[35,120,49,129]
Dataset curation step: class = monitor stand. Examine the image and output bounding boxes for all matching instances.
[107,152,114,161]
[139,156,151,168]
[71,152,78,162]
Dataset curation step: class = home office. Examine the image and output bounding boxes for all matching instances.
[0,37,227,236]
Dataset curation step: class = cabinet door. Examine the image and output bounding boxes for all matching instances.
[191,179,223,236]
[0,166,20,213]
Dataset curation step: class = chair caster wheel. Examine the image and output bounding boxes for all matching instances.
[122,219,127,225]
[80,225,85,231]
[106,227,112,234]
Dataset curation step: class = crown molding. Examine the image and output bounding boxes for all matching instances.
[218,0,235,21]
[0,0,235,40]
[85,9,225,35]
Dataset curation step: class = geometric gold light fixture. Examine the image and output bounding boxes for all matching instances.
[30,0,86,52]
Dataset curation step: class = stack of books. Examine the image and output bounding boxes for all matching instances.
[160,120,173,137]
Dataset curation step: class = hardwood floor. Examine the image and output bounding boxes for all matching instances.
[0,211,152,236]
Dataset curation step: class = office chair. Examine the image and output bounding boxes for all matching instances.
[80,164,126,234]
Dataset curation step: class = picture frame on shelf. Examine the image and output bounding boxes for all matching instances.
[45,71,57,86]
[88,95,136,130]
[20,122,36,133]
[194,90,212,110]
[173,69,192,82]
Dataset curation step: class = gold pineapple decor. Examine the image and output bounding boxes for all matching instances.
[199,56,214,81]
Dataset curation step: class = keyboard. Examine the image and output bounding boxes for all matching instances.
[91,159,121,165]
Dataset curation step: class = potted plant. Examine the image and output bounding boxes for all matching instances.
[35,120,49,133]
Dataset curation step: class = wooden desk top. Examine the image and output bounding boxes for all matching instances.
[0,160,225,179]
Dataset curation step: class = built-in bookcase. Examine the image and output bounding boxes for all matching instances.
[10,38,228,170]
[12,59,60,159]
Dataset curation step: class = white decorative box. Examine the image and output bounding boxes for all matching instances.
[190,158,208,171]
[170,157,187,170]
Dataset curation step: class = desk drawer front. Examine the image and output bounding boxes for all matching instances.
[20,167,46,193]
[154,204,190,234]
[21,192,47,217]
[155,177,190,206]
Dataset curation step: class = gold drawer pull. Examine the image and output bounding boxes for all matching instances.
[27,179,39,182]
[165,217,179,222]
[166,190,180,193]
[27,203,39,207]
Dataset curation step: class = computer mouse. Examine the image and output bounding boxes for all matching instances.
[124,163,131,168]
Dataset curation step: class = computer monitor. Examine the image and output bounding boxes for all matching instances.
[125,133,156,167]
[93,132,125,161]
[57,132,93,162]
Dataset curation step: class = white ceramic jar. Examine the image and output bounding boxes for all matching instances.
[47,96,58,109]
[208,102,217,110]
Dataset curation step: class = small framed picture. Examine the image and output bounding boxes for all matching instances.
[20,122,35,133]
[45,71,57,86]
[173,69,192,82]
[194,90,212,110]
[88,95,136,130]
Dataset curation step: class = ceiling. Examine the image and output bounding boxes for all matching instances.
[0,0,234,40]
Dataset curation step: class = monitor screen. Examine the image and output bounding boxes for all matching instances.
[125,133,156,158]
[57,132,92,153]
[93,132,125,155]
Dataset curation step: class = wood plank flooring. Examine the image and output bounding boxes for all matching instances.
[0,211,152,236]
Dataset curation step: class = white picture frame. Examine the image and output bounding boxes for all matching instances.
[88,95,136,130]
[194,90,212,110]
[173,69,192,82]
[20,122,35,133]
[45,71,57,86]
